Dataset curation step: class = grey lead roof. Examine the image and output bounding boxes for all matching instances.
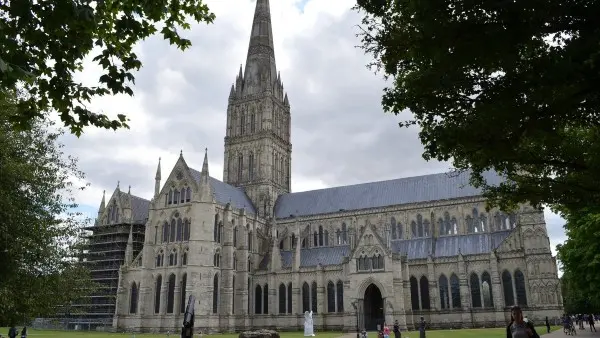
[130,195,151,224]
[274,170,503,218]
[189,168,256,214]
[267,230,512,268]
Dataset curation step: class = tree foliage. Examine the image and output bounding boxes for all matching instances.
[0,90,94,325]
[354,0,600,211]
[0,0,215,136]
[556,207,600,313]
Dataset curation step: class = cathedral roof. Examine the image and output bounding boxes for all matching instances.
[189,168,257,214]
[274,170,503,218]
[130,195,151,224]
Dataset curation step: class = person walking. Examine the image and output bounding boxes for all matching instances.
[19,327,26,338]
[418,316,426,338]
[589,313,597,332]
[393,320,400,338]
[545,317,550,334]
[7,326,17,338]
[506,305,540,338]
[383,323,390,338]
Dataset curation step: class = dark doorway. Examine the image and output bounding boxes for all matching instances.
[364,284,384,331]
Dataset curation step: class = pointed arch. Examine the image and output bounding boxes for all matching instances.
[318,226,324,246]
[391,217,397,239]
[336,280,344,312]
[311,281,318,313]
[263,283,269,314]
[324,230,329,246]
[279,283,286,314]
[154,275,162,314]
[183,219,191,241]
[129,281,138,314]
[411,221,417,238]
[185,186,191,202]
[248,229,253,252]
[481,271,494,307]
[502,270,515,306]
[170,218,176,242]
[255,284,263,314]
[438,274,449,310]
[470,272,482,308]
[287,282,293,314]
[450,273,461,308]
[419,276,430,309]
[302,282,310,313]
[410,276,419,310]
[327,281,336,312]
[233,226,238,247]
[162,221,169,242]
[341,222,347,244]
[167,273,176,313]
[213,214,219,241]
[212,274,219,314]
[180,273,187,313]
[514,269,528,306]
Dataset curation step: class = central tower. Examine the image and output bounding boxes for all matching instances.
[223,0,291,218]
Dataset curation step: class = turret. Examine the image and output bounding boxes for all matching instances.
[154,157,161,197]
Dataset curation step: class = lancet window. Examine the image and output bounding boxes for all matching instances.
[155,250,164,267]
[161,214,190,243]
[411,214,430,238]
[466,208,488,233]
[438,211,458,236]
[165,186,192,206]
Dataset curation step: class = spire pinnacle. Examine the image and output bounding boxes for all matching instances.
[243,0,277,94]
[155,157,161,180]
[202,148,209,175]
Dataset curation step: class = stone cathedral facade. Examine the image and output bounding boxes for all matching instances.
[110,0,563,333]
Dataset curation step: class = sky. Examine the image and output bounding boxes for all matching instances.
[62,0,567,259]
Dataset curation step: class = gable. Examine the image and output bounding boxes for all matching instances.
[189,168,256,214]
[351,222,389,258]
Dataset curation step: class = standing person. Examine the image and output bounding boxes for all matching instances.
[589,314,597,332]
[418,316,426,338]
[383,323,390,338]
[7,326,17,338]
[545,317,550,334]
[19,327,26,338]
[506,305,540,338]
[393,320,400,338]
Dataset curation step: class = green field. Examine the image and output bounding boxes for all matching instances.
[0,326,560,338]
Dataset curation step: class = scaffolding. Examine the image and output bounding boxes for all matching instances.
[64,221,145,330]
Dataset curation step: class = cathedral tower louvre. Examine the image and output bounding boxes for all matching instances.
[223,0,291,218]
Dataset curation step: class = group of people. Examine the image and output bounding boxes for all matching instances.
[562,313,597,335]
[3,326,27,338]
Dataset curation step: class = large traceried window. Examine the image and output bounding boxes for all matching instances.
[302,282,310,313]
[419,276,430,309]
[450,274,461,308]
[515,269,528,306]
[439,275,449,310]
[502,270,515,306]
[481,271,494,308]
[167,274,176,313]
[470,272,482,308]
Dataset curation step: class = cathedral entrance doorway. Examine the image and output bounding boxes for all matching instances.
[363,284,384,331]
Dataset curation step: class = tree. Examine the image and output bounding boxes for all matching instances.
[0,0,215,136]
[556,207,600,313]
[354,0,600,211]
[0,89,94,325]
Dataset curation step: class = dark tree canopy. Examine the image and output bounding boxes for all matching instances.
[355,0,600,211]
[0,0,215,136]
[0,90,94,325]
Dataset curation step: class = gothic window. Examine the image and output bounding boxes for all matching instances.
[341,222,347,244]
[318,226,324,246]
[327,281,335,312]
[174,189,180,205]
[391,217,397,239]
[248,229,253,251]
[324,230,329,246]
[336,280,344,312]
[417,214,424,237]
[154,275,162,314]
[302,282,310,313]
[180,188,185,203]
[169,249,177,266]
[233,226,238,247]
[280,157,285,184]
[509,213,518,228]
[218,221,223,243]
[212,274,219,314]
[439,275,449,310]
[287,282,293,314]
[162,221,169,242]
[301,238,306,248]
[168,189,173,205]
[155,250,164,267]
[180,274,187,313]
[170,219,176,242]
[313,231,318,247]
[233,253,237,271]
[183,219,190,241]
[451,217,458,234]
[311,281,318,313]
[450,274,461,308]
[423,219,431,237]
[470,272,482,308]
[291,233,296,249]
[411,221,417,238]
[240,114,246,135]
[481,271,494,307]
[250,114,256,133]
[129,282,138,314]
[514,269,528,306]
[249,153,254,180]
[279,283,286,314]
[263,283,269,314]
[176,218,183,241]
[420,276,430,309]
[238,155,243,181]
[213,214,219,242]
[466,216,473,233]
[372,254,384,270]
[502,270,515,306]
[479,213,488,232]
[255,285,262,314]
[232,276,236,314]
[213,251,221,267]
[155,225,158,243]
[167,274,176,313]
[186,187,191,202]
[336,230,341,244]
[279,239,284,250]
[410,276,419,310]
[182,249,188,266]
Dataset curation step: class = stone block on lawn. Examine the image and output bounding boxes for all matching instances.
[239,329,280,338]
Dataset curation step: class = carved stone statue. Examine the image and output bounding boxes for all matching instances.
[304,311,315,336]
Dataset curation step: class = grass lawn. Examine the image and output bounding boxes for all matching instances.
[0,326,561,338]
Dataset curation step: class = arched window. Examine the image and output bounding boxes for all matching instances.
[213,251,221,267]
[311,281,318,313]
[287,282,293,314]
[481,271,494,307]
[470,272,482,308]
[169,249,177,266]
[129,282,138,314]
[176,218,183,241]
[263,283,269,314]
[318,226,324,246]
[237,155,243,181]
[170,219,176,241]
[182,249,188,266]
[233,226,238,247]
[167,274,176,313]
[249,153,254,180]
[450,274,461,308]
[302,238,306,248]
[324,230,329,246]
[291,233,296,249]
[168,189,173,205]
[248,278,251,314]
[439,275,449,310]
[313,231,318,247]
[419,276,430,309]
[410,276,419,310]
[183,219,191,241]
[514,269,528,306]
[279,283,286,314]
[232,276,236,314]
[255,285,262,314]
[336,280,344,312]
[185,187,191,202]
[341,222,347,244]
[162,221,169,242]
[279,239,284,250]
[327,281,335,312]
[411,221,417,238]
[213,214,219,242]
[502,270,515,306]
[180,274,187,313]
[173,189,180,205]
[212,274,219,314]
[250,113,256,133]
[248,229,253,252]
[391,217,397,239]
[302,282,310,313]
[154,275,162,314]
[218,221,224,243]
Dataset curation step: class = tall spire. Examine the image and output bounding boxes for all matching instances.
[243,0,277,95]
[154,157,162,197]
[202,148,209,176]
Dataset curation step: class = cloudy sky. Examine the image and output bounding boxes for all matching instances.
[62,0,566,258]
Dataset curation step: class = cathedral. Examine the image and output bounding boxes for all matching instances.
[106,0,563,333]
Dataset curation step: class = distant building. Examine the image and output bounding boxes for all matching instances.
[107,0,563,333]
